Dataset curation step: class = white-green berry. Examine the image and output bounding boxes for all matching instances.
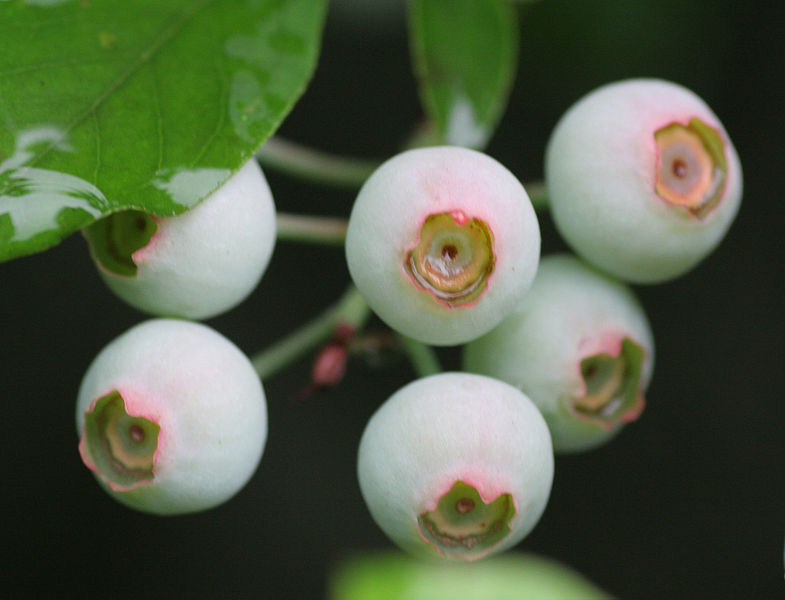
[464,254,654,452]
[76,319,267,515]
[345,146,540,346]
[85,159,276,319]
[357,372,553,561]
[545,78,742,283]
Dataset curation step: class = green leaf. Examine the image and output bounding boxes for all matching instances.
[0,0,327,262]
[407,0,518,149]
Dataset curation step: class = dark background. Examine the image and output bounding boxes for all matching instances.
[3,1,784,598]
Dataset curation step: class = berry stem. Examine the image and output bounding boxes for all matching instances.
[258,137,549,214]
[251,286,371,380]
[396,334,442,377]
[256,137,381,189]
[276,213,348,246]
[525,181,548,213]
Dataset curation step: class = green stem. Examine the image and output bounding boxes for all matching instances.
[257,137,381,189]
[251,286,371,380]
[526,181,548,212]
[276,213,348,246]
[396,335,442,378]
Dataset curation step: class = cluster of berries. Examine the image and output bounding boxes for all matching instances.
[76,79,741,561]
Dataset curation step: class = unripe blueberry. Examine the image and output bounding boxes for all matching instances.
[545,78,742,283]
[464,254,654,453]
[85,159,276,320]
[345,146,540,346]
[76,319,267,515]
[357,372,553,561]
[330,552,610,600]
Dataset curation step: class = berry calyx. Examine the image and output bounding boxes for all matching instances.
[575,337,645,425]
[79,390,160,491]
[417,480,515,559]
[84,211,157,276]
[654,118,727,218]
[405,210,495,308]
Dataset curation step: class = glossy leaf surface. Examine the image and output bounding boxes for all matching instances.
[0,0,326,261]
[407,0,518,149]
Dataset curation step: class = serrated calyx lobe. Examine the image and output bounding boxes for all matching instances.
[416,480,515,560]
[573,337,645,427]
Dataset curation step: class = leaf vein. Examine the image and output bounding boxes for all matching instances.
[191,57,228,167]
[28,0,217,169]
[92,108,101,187]
[151,60,164,175]
[0,56,133,78]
